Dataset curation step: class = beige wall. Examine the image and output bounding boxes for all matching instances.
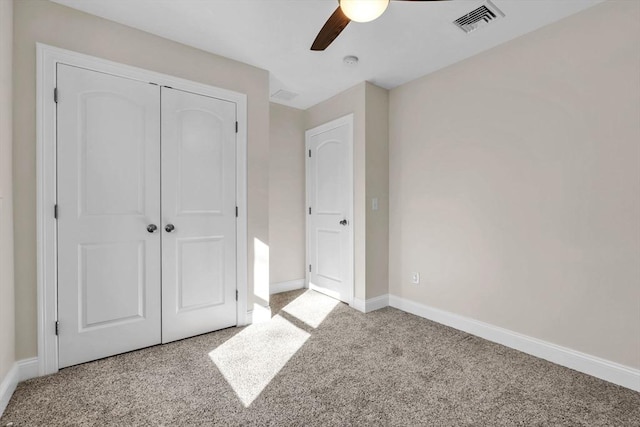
[13,0,270,359]
[306,83,367,300]
[0,0,15,382]
[269,103,305,285]
[364,83,389,299]
[389,0,640,368]
[304,82,390,301]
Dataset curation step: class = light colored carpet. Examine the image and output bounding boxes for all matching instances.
[2,289,639,426]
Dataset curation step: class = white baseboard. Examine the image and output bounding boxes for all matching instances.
[246,304,272,324]
[270,279,305,295]
[351,298,365,312]
[352,294,389,313]
[0,363,18,417]
[17,358,39,382]
[388,295,640,392]
[0,357,38,417]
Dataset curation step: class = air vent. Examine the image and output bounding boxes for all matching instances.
[270,89,299,101]
[453,0,504,34]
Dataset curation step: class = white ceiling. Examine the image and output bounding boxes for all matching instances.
[51,0,603,109]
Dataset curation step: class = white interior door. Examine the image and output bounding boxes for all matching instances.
[57,64,161,368]
[161,87,237,343]
[306,115,354,304]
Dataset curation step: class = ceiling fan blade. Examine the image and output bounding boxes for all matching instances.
[311,6,351,51]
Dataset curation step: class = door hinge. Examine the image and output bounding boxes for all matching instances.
[54,88,58,103]
[54,204,58,219]
[309,207,311,215]
[236,206,238,217]
[236,290,238,301]
[235,121,238,133]
[309,264,312,273]
[55,321,59,336]
[308,149,311,158]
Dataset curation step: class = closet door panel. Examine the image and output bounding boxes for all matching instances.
[161,87,237,343]
[57,64,161,368]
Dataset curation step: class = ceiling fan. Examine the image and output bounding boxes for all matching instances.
[311,0,448,51]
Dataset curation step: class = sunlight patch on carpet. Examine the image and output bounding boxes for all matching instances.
[282,289,340,328]
[209,315,310,407]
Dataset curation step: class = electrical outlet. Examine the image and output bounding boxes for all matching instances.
[411,272,420,284]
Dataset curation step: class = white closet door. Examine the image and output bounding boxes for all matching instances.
[306,117,354,304]
[57,64,161,368]
[161,87,237,343]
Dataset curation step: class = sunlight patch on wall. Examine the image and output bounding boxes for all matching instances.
[209,315,309,407]
[253,237,270,305]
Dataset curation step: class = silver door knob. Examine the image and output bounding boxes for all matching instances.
[165,224,175,233]
[147,224,158,233]
[339,219,348,226]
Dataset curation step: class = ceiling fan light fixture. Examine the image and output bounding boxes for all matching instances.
[339,0,390,23]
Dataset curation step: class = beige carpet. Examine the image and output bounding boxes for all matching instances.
[2,289,639,426]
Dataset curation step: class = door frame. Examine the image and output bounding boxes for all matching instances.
[36,43,249,376]
[305,114,354,306]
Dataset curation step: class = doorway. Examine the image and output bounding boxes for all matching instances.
[56,64,238,368]
[37,44,248,374]
[305,114,354,304]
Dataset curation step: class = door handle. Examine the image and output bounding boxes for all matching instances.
[339,219,348,226]
[146,224,158,233]
[165,224,176,233]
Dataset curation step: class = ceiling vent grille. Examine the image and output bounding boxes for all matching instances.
[271,89,298,101]
[453,0,504,34]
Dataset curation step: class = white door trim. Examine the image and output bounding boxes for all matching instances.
[305,114,354,306]
[36,43,249,376]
